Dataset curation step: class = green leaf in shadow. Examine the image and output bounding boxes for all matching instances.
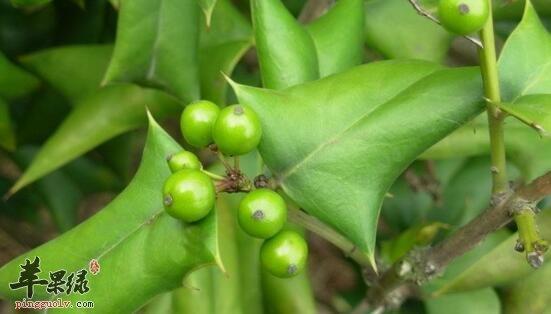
[9,83,181,195]
[103,0,200,102]
[199,0,253,105]
[0,51,40,101]
[9,0,50,7]
[305,0,364,77]
[423,118,551,181]
[13,146,84,232]
[233,60,484,264]
[20,45,113,104]
[0,98,16,151]
[0,114,221,313]
[250,0,319,89]
[364,0,453,62]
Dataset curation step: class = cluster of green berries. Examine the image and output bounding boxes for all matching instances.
[239,189,308,278]
[438,0,489,35]
[162,100,308,278]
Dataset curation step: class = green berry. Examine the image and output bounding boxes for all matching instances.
[212,104,262,156]
[167,151,202,173]
[238,189,287,239]
[260,230,308,278]
[180,100,220,147]
[162,169,215,222]
[438,0,489,35]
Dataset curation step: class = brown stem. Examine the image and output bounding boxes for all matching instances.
[366,171,551,310]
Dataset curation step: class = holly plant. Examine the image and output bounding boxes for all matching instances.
[1,0,551,313]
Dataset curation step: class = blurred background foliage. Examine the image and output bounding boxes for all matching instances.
[0,0,550,313]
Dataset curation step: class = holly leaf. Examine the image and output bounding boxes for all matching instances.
[499,0,551,102]
[305,0,364,77]
[364,0,453,62]
[103,0,200,102]
[233,60,485,263]
[0,51,40,102]
[0,114,221,313]
[199,0,252,105]
[251,0,319,90]
[20,45,113,104]
[8,84,181,195]
[251,0,365,89]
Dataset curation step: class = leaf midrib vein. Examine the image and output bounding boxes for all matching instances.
[95,209,164,261]
[276,72,436,183]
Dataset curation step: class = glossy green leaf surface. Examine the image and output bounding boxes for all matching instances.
[234,60,485,261]
[306,0,364,77]
[103,0,200,102]
[199,0,252,105]
[428,210,551,295]
[498,0,551,102]
[251,0,319,89]
[364,0,453,62]
[425,288,501,314]
[20,45,113,103]
[0,51,39,101]
[0,115,220,313]
[0,98,15,151]
[10,84,181,194]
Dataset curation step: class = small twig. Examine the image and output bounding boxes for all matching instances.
[366,170,551,310]
[217,151,232,170]
[514,208,548,268]
[406,0,483,48]
[201,169,226,181]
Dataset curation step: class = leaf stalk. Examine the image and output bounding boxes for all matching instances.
[478,0,508,195]
[287,207,372,268]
